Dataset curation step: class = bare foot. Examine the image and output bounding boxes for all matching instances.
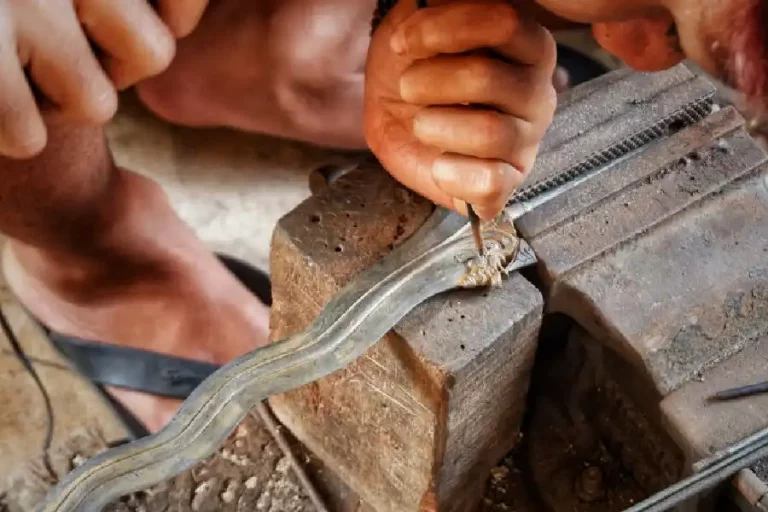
[2,169,270,433]
[135,0,375,149]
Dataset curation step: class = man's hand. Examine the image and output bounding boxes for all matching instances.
[0,0,208,159]
[365,0,557,220]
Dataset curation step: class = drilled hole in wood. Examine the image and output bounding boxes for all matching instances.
[335,246,343,253]
[308,163,359,194]
[460,344,466,350]
[310,214,321,223]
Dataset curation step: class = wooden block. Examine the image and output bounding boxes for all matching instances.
[268,165,543,511]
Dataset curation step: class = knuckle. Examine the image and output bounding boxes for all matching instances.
[418,18,444,51]
[0,115,46,159]
[488,4,519,39]
[540,29,558,68]
[474,111,508,155]
[521,72,557,122]
[13,135,46,159]
[82,89,119,124]
[66,72,118,123]
[515,146,540,175]
[540,83,558,118]
[5,134,45,159]
[142,33,177,77]
[475,162,510,203]
[466,58,497,95]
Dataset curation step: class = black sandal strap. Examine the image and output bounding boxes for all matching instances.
[49,333,220,399]
[45,254,270,399]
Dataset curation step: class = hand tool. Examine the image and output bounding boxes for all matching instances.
[710,380,768,402]
[38,63,717,511]
[467,206,484,256]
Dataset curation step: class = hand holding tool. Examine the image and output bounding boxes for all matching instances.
[416,0,486,257]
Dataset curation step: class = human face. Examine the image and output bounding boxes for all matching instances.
[535,0,768,108]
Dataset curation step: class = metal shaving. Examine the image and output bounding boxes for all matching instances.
[458,219,521,288]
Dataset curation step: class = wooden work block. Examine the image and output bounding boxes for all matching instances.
[268,164,543,511]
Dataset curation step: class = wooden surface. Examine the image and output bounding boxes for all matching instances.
[269,165,543,511]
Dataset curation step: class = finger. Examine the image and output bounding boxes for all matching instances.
[156,0,209,38]
[78,0,176,89]
[431,154,524,220]
[23,14,117,125]
[400,55,558,121]
[413,106,539,168]
[0,30,46,158]
[365,107,457,212]
[391,2,556,72]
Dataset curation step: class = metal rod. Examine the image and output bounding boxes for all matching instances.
[625,425,768,512]
[467,205,485,256]
[710,381,768,401]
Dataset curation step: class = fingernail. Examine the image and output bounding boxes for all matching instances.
[390,30,406,54]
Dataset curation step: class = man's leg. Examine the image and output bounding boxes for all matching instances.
[1,115,270,432]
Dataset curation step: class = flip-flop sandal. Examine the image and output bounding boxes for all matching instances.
[38,254,271,440]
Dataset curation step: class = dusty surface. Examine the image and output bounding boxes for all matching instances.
[2,414,318,512]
